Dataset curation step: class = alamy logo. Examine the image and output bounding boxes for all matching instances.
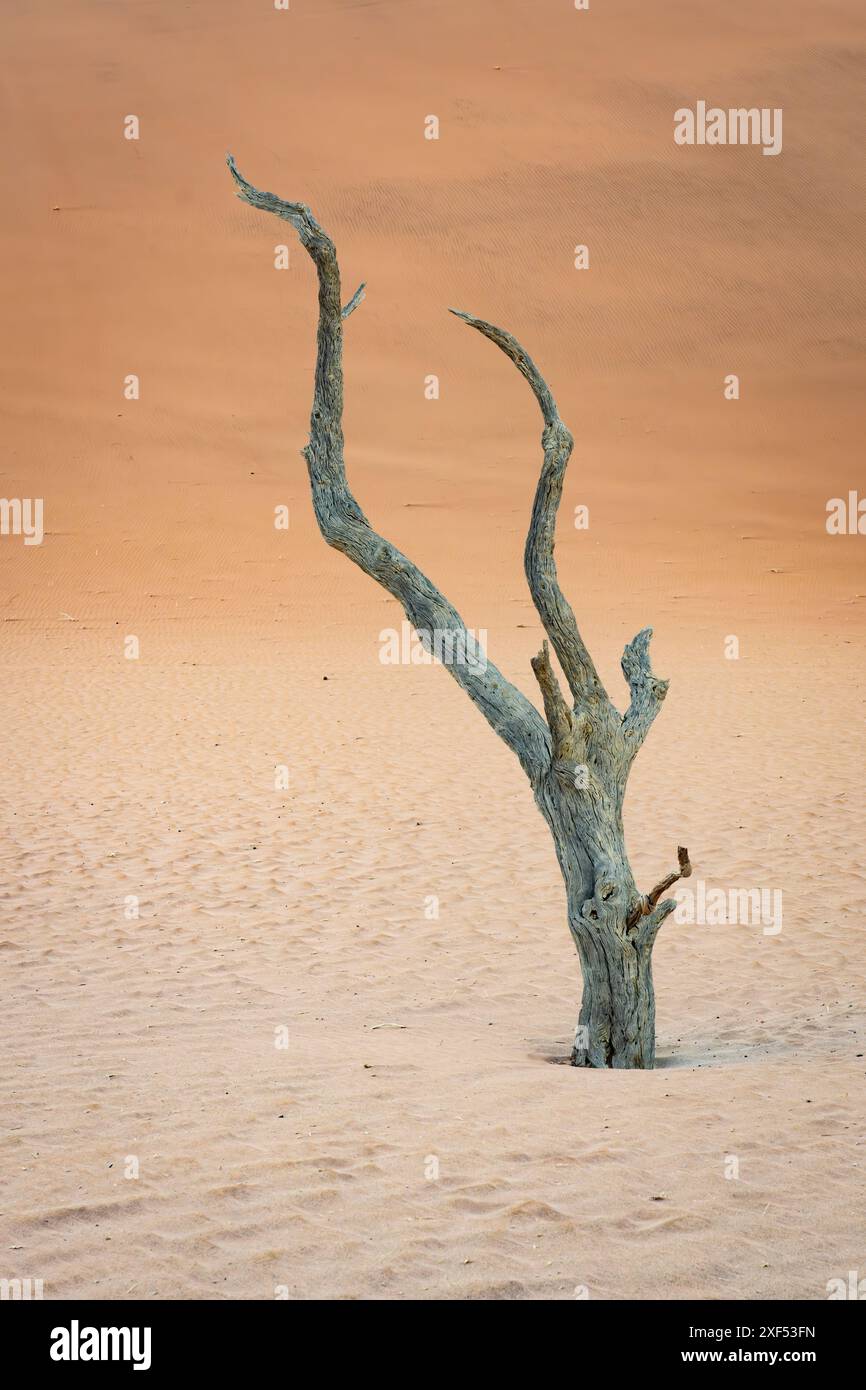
[50,1320,152,1371]
[827,1270,865,1300]
[826,491,866,535]
[0,497,43,545]
[0,1277,43,1300]
[379,620,488,674]
[675,879,782,935]
[674,102,782,157]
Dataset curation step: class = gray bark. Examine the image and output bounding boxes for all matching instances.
[227,156,691,1069]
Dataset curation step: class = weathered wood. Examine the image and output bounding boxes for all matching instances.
[227,156,690,1069]
[449,309,605,706]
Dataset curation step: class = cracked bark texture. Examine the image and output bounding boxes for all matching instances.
[227,156,691,1069]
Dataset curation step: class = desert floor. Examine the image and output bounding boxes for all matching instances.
[1,0,864,1299]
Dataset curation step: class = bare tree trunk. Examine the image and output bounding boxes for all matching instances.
[532,703,689,1067]
[536,784,648,1067]
[226,156,692,1069]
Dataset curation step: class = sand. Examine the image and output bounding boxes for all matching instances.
[0,0,864,1299]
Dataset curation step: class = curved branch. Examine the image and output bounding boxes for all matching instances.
[627,846,691,932]
[621,626,669,752]
[449,309,607,707]
[647,845,692,908]
[341,282,366,319]
[530,639,574,756]
[227,157,551,778]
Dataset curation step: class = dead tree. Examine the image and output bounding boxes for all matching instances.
[227,156,692,1069]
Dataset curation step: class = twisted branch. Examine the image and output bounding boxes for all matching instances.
[449,309,608,707]
[227,157,551,778]
[621,625,669,752]
[647,845,692,907]
[530,640,574,758]
[628,845,692,938]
